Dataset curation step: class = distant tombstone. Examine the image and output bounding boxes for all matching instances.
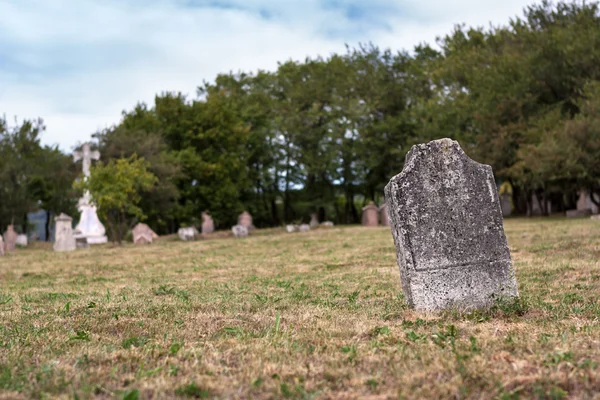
[361,201,379,227]
[201,212,214,234]
[238,211,254,230]
[232,225,248,238]
[286,225,298,233]
[321,221,334,228]
[591,214,600,221]
[132,223,155,245]
[0,235,4,256]
[16,234,28,247]
[178,227,198,241]
[309,214,319,228]
[576,190,599,215]
[76,237,89,249]
[566,209,592,218]
[3,225,17,252]
[298,224,310,232]
[53,214,76,252]
[384,138,519,311]
[379,204,389,227]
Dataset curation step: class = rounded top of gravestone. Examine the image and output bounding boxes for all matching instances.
[362,201,378,211]
[55,213,73,221]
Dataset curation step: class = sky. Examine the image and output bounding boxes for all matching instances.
[0,0,535,152]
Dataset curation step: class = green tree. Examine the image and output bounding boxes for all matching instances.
[76,155,157,244]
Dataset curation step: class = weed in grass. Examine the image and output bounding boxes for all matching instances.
[175,382,211,398]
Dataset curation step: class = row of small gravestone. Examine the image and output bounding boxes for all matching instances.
[177,211,253,241]
[286,214,335,233]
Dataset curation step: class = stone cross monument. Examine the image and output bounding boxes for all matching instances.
[73,143,108,244]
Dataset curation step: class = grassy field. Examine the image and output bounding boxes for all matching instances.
[1,218,599,399]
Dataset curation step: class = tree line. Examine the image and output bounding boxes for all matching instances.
[2,1,599,238]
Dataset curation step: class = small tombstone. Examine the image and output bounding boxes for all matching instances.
[566,209,592,218]
[16,234,28,247]
[0,235,4,256]
[232,225,248,238]
[201,212,214,234]
[379,204,389,227]
[361,201,379,227]
[53,213,77,252]
[384,138,519,311]
[133,223,154,245]
[298,224,310,232]
[238,211,254,230]
[590,214,600,221]
[76,237,89,249]
[286,225,298,233]
[321,221,334,228]
[178,227,198,241]
[310,213,319,228]
[3,225,17,252]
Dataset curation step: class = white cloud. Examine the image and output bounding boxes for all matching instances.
[0,0,534,151]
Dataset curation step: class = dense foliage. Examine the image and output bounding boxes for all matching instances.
[2,1,600,235]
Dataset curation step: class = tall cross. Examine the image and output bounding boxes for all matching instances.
[73,143,100,178]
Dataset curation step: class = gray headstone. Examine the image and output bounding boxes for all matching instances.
[384,138,518,311]
[310,213,319,228]
[16,234,28,247]
[362,201,379,227]
[232,225,248,238]
[178,227,198,241]
[76,237,89,249]
[298,224,310,232]
[320,221,334,228]
[286,225,298,233]
[238,211,254,230]
[53,213,76,252]
[0,235,4,256]
[201,212,214,234]
[3,225,17,252]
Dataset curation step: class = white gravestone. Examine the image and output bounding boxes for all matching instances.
[53,213,77,252]
[73,143,108,244]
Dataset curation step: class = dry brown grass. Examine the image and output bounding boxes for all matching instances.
[1,218,600,399]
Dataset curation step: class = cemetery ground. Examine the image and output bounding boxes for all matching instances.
[1,219,599,399]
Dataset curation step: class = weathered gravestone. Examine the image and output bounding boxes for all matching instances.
[238,211,254,230]
[384,138,518,311]
[0,235,4,256]
[286,225,298,233]
[298,224,310,232]
[201,212,214,234]
[178,227,198,241]
[232,225,248,238]
[361,201,379,227]
[53,214,77,252]
[321,221,334,228]
[310,214,319,228]
[3,226,17,253]
[16,234,28,247]
[379,204,389,227]
[132,223,155,245]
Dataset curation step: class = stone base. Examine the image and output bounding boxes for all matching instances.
[406,261,519,311]
[84,235,108,244]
